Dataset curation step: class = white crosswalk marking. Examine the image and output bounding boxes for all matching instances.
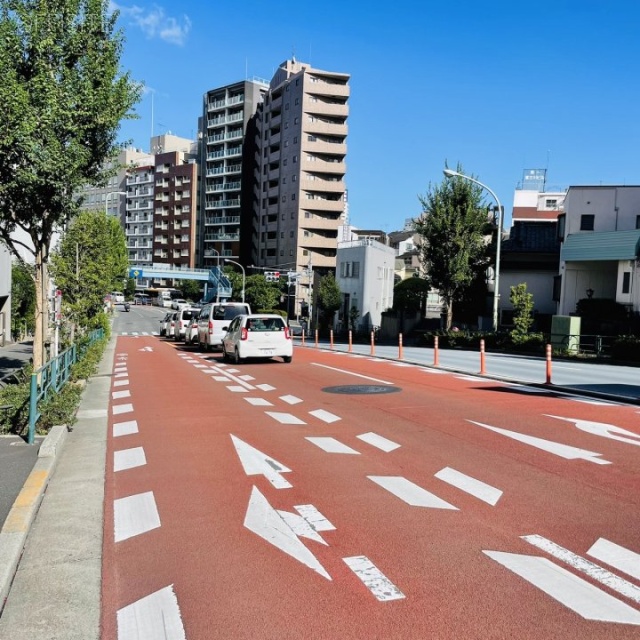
[343,556,405,602]
[114,491,161,542]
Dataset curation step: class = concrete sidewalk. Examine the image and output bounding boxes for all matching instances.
[0,335,115,639]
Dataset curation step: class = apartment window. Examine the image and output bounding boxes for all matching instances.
[286,85,290,92]
[545,199,558,209]
[622,272,631,294]
[302,249,308,256]
[294,136,298,144]
[294,117,299,124]
[280,250,284,256]
[284,140,289,147]
[291,212,295,219]
[293,155,298,163]
[282,177,286,184]
[281,196,286,203]
[295,98,299,105]
[296,79,299,86]
[636,214,640,229]
[280,232,284,238]
[290,231,294,238]
[285,122,289,129]
[291,194,296,201]
[580,214,595,231]
[292,175,297,182]
[308,135,317,142]
[290,250,293,256]
[283,159,287,166]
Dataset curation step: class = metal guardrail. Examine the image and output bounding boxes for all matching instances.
[27,328,104,444]
[548,333,613,356]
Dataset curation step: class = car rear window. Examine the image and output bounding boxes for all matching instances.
[213,305,249,321]
[182,310,197,320]
[247,317,286,332]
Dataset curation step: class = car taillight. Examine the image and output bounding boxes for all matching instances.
[208,320,213,334]
[241,327,248,341]
[284,327,291,340]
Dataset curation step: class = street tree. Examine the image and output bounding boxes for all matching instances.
[393,277,430,315]
[11,261,35,338]
[415,164,491,330]
[50,210,128,340]
[317,272,341,331]
[0,0,140,369]
[243,274,280,311]
[177,279,202,302]
[509,283,535,341]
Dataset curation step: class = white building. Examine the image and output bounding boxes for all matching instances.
[558,185,640,316]
[335,236,395,332]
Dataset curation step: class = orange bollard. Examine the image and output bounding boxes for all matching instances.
[545,344,552,384]
[315,329,319,349]
[434,336,440,366]
[370,330,375,356]
[480,339,486,374]
[399,333,403,359]
[301,330,305,346]
[348,330,353,353]
[330,329,334,350]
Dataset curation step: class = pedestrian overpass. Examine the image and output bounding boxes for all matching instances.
[128,264,232,301]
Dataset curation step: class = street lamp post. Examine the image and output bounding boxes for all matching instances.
[105,191,126,216]
[224,259,245,303]
[443,169,504,332]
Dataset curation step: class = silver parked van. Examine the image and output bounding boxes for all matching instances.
[197,302,251,350]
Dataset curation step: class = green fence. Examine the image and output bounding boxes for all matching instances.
[27,329,104,444]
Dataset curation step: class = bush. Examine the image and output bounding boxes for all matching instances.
[610,336,640,362]
[72,337,107,381]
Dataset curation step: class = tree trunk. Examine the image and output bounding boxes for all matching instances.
[445,299,453,331]
[33,247,50,372]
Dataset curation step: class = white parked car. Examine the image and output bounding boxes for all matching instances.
[173,307,200,342]
[159,312,173,337]
[197,302,251,351]
[171,298,188,310]
[221,314,293,363]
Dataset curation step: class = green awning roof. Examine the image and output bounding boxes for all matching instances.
[561,230,640,262]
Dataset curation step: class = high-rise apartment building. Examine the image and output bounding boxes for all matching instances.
[252,59,350,274]
[200,80,269,268]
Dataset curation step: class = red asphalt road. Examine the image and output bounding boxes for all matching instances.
[101,337,640,640]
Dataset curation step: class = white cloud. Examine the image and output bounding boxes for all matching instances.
[110,2,191,46]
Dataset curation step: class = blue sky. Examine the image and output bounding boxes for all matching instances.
[110,0,640,231]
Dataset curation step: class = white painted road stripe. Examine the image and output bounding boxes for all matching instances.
[368,476,458,510]
[244,397,273,406]
[294,504,336,531]
[484,551,640,625]
[114,372,128,378]
[343,556,405,602]
[230,434,292,489]
[256,383,276,391]
[312,362,394,385]
[117,584,186,640]
[265,412,306,425]
[306,437,360,454]
[114,447,147,472]
[112,403,134,415]
[113,379,129,387]
[588,538,640,581]
[212,375,230,382]
[280,394,303,405]
[226,385,248,393]
[434,467,502,506]
[114,491,161,542]
[239,374,255,381]
[112,390,131,400]
[522,534,640,604]
[356,432,400,452]
[309,409,341,423]
[113,420,139,437]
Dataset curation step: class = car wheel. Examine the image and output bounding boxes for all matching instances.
[283,356,292,363]
[233,347,241,364]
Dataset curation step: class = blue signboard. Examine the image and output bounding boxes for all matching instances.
[129,268,143,278]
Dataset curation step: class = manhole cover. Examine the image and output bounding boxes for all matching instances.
[322,385,401,395]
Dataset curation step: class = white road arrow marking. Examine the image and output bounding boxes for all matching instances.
[294,505,335,532]
[588,538,640,581]
[244,486,331,580]
[545,415,640,448]
[230,434,292,489]
[368,476,458,509]
[117,584,186,640]
[467,421,611,465]
[138,346,153,352]
[484,551,640,625]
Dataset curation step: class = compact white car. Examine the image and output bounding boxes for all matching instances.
[221,314,293,363]
[171,298,188,310]
[197,302,251,351]
[159,312,173,337]
[173,307,200,342]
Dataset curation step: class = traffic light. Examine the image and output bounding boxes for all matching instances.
[265,271,281,282]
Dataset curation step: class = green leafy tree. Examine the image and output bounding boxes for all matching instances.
[244,274,280,311]
[0,0,140,369]
[509,283,534,340]
[415,164,491,330]
[317,272,341,330]
[177,279,202,302]
[124,277,136,299]
[11,261,35,338]
[392,277,430,314]
[50,210,128,338]
[348,305,360,331]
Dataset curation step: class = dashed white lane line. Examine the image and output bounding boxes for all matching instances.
[226,385,248,393]
[117,584,187,640]
[522,534,640,604]
[368,476,458,510]
[280,394,303,405]
[256,384,276,392]
[112,403,134,415]
[587,538,640,581]
[226,368,240,373]
[244,397,273,406]
[193,364,208,368]
[114,491,161,542]
[114,372,128,378]
[309,409,341,424]
[113,379,129,387]
[113,420,139,437]
[421,368,446,374]
[265,412,307,425]
[483,551,640,625]
[239,374,255,381]
[356,432,400,452]
[434,467,503,506]
[570,398,617,406]
[112,390,131,400]
[114,447,147,472]
[212,375,230,382]
[343,556,405,602]
[306,437,360,454]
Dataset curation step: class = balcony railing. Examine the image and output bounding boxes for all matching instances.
[205,198,241,209]
[204,215,240,225]
[204,233,240,242]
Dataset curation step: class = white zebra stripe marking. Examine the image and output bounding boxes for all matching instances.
[309,409,341,424]
[113,379,129,387]
[306,437,360,454]
[280,395,303,405]
[113,420,138,437]
[434,467,503,506]
[226,385,248,393]
[244,397,273,406]
[112,403,134,415]
[212,376,230,382]
[117,584,186,640]
[112,390,131,400]
[356,432,400,452]
[484,551,640,625]
[256,384,276,391]
[587,538,640,581]
[294,505,336,531]
[343,556,405,602]
[265,412,306,425]
[368,476,458,510]
[114,372,128,378]
[114,491,161,542]
[114,447,146,472]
